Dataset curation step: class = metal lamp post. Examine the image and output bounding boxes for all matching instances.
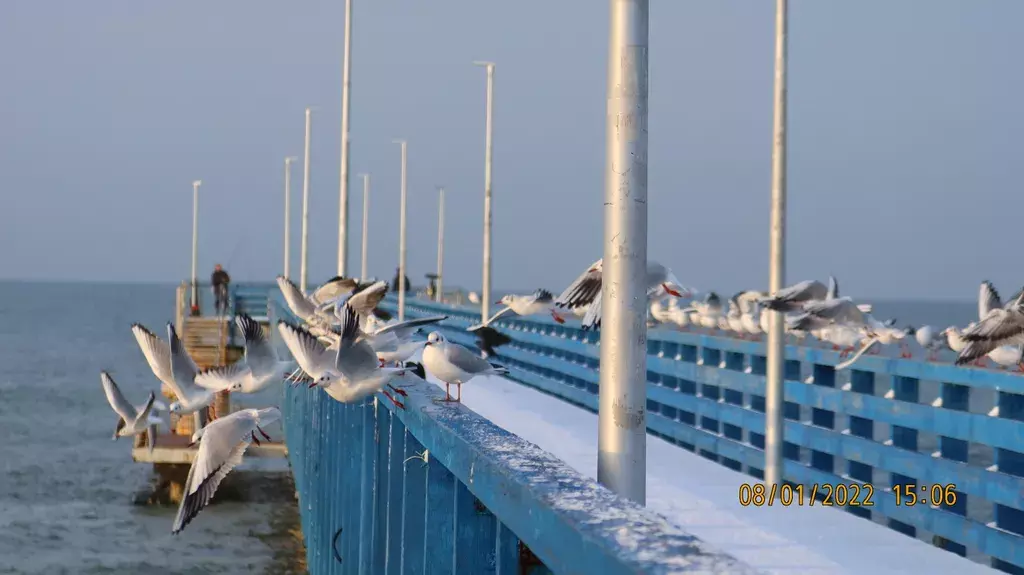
[473,60,495,324]
[597,0,649,505]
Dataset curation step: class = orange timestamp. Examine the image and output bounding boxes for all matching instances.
[738,482,876,507]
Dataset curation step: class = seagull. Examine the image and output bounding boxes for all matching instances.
[317,303,410,407]
[911,325,947,361]
[276,319,407,408]
[100,371,163,453]
[683,292,723,330]
[362,314,448,365]
[554,258,690,331]
[324,280,390,326]
[941,281,998,367]
[308,275,360,306]
[649,297,674,326]
[193,314,301,394]
[276,275,334,325]
[955,281,1024,367]
[131,323,216,415]
[422,331,509,402]
[172,407,280,535]
[469,289,564,330]
[758,277,835,313]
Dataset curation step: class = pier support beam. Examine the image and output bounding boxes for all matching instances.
[764,0,789,489]
[597,0,649,505]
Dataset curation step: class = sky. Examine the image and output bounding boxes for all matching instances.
[1,1,1022,300]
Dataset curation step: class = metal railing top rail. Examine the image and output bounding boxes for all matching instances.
[378,373,757,574]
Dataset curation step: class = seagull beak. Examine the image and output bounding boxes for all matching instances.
[664,283,682,298]
[423,341,432,347]
[495,300,503,305]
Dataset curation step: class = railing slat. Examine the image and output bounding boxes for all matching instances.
[454,482,498,573]
[385,416,407,573]
[423,454,457,573]
[400,434,428,575]
[494,523,521,574]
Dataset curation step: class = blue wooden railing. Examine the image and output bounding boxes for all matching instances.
[388,297,1024,574]
[270,294,756,575]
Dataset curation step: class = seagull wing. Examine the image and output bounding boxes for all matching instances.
[131,323,177,391]
[133,392,157,427]
[555,260,603,310]
[447,342,499,374]
[194,362,248,391]
[236,314,276,376]
[277,321,334,379]
[172,411,258,534]
[371,315,448,338]
[167,323,201,394]
[960,308,1024,343]
[310,276,358,305]
[468,307,513,331]
[979,280,1002,320]
[345,281,388,316]
[276,275,317,321]
[100,371,138,421]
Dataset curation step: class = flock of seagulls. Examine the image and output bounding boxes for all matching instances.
[478,263,1024,373]
[98,259,1024,535]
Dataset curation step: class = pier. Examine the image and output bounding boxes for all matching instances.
[265,286,1021,574]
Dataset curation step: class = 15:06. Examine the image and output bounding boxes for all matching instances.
[893,484,958,507]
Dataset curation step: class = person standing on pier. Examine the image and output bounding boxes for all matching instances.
[391,267,410,294]
[211,264,231,315]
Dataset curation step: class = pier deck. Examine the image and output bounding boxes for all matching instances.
[132,433,287,464]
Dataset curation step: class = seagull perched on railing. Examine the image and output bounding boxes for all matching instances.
[422,331,509,402]
[555,258,690,331]
[172,407,280,535]
[469,289,563,330]
[193,314,303,394]
[100,371,164,454]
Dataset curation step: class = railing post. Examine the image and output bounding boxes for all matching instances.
[597,0,650,505]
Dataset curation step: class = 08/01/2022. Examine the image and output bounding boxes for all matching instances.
[737,482,875,507]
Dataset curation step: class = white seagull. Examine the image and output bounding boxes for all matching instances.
[955,280,1024,368]
[469,289,564,330]
[422,331,509,402]
[317,303,410,407]
[362,314,448,366]
[172,407,281,534]
[554,258,690,331]
[100,371,163,453]
[193,314,300,394]
[758,276,836,313]
[276,318,407,408]
[131,323,216,415]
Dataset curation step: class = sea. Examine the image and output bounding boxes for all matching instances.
[0,281,992,573]
[0,282,302,575]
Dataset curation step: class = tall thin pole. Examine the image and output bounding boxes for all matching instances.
[473,61,495,323]
[300,107,312,293]
[436,187,445,303]
[190,180,202,309]
[764,0,789,489]
[337,0,353,277]
[283,157,297,278]
[359,173,370,280]
[394,139,408,321]
[597,0,649,505]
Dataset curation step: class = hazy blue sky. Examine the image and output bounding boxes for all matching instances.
[2,1,1021,299]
